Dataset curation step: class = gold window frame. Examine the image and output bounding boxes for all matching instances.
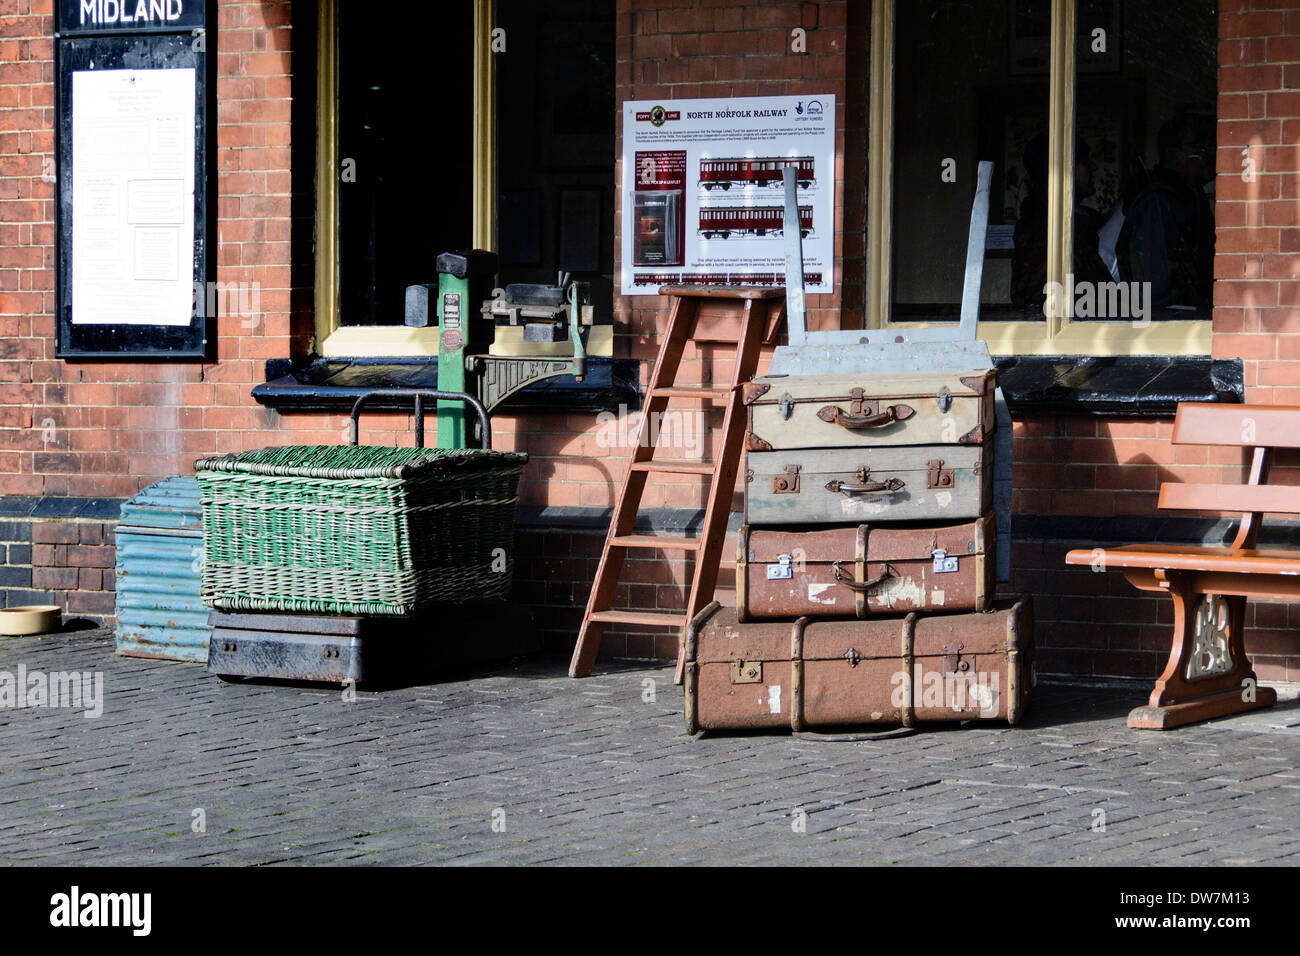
[866,0,1212,356]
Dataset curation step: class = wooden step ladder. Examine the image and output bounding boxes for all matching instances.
[568,285,784,681]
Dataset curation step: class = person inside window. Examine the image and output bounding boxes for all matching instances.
[1011,132,1113,312]
[1116,112,1216,314]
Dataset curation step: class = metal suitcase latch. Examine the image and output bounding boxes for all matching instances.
[731,660,763,683]
[937,386,952,413]
[773,464,800,494]
[848,387,876,418]
[778,392,795,420]
[927,459,954,489]
[844,647,862,668]
[767,554,795,580]
[942,642,970,676]
[932,549,959,573]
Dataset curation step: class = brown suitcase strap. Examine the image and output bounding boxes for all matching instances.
[793,727,917,742]
[790,617,808,733]
[900,612,917,728]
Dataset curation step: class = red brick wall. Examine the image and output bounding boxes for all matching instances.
[0,0,53,497]
[1215,0,1300,405]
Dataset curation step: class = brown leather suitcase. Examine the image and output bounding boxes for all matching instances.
[737,514,995,620]
[683,598,1034,734]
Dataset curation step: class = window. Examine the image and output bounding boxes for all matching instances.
[868,0,1218,355]
[311,0,616,359]
[335,4,474,329]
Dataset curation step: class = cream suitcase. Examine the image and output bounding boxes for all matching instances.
[743,369,996,452]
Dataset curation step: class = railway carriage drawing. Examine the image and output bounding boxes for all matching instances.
[699,156,816,190]
[698,205,813,239]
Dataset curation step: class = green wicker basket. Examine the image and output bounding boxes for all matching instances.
[194,445,528,616]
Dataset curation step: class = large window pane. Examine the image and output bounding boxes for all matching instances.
[496,0,616,317]
[1074,0,1217,321]
[336,5,474,326]
[892,0,1050,323]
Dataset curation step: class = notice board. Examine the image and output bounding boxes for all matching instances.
[620,94,836,296]
[56,2,213,359]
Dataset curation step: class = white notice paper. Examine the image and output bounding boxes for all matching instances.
[71,68,196,326]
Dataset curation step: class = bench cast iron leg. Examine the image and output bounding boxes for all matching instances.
[1128,573,1277,730]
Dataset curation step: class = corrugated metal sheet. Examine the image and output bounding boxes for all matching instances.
[115,477,210,663]
[119,475,204,532]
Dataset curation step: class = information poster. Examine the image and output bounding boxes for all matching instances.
[620,95,836,296]
[71,67,196,326]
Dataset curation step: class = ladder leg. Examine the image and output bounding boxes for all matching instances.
[570,298,698,677]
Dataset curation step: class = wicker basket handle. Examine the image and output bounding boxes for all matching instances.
[348,389,492,450]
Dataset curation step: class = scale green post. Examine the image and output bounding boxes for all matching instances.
[435,250,499,450]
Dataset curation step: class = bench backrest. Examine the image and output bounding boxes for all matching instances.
[1160,403,1300,549]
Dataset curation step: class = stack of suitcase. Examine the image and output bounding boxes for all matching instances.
[683,369,1035,734]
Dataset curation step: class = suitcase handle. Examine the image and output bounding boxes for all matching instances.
[825,476,905,495]
[816,403,914,429]
[832,561,895,592]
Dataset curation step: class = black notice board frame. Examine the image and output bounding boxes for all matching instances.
[55,12,215,360]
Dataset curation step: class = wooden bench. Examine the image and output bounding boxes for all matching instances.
[1065,402,1300,730]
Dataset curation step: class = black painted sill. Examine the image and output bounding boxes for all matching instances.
[251,355,1240,418]
[994,356,1243,417]
[252,355,641,414]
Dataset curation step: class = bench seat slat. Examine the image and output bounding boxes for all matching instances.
[1159,481,1300,516]
[1065,544,1300,575]
[1172,402,1300,448]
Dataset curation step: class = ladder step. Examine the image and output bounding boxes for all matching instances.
[589,609,687,627]
[612,534,701,551]
[630,460,716,476]
[649,386,733,401]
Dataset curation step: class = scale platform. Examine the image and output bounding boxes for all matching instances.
[207,603,539,685]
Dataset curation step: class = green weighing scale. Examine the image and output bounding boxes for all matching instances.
[424,249,593,450]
